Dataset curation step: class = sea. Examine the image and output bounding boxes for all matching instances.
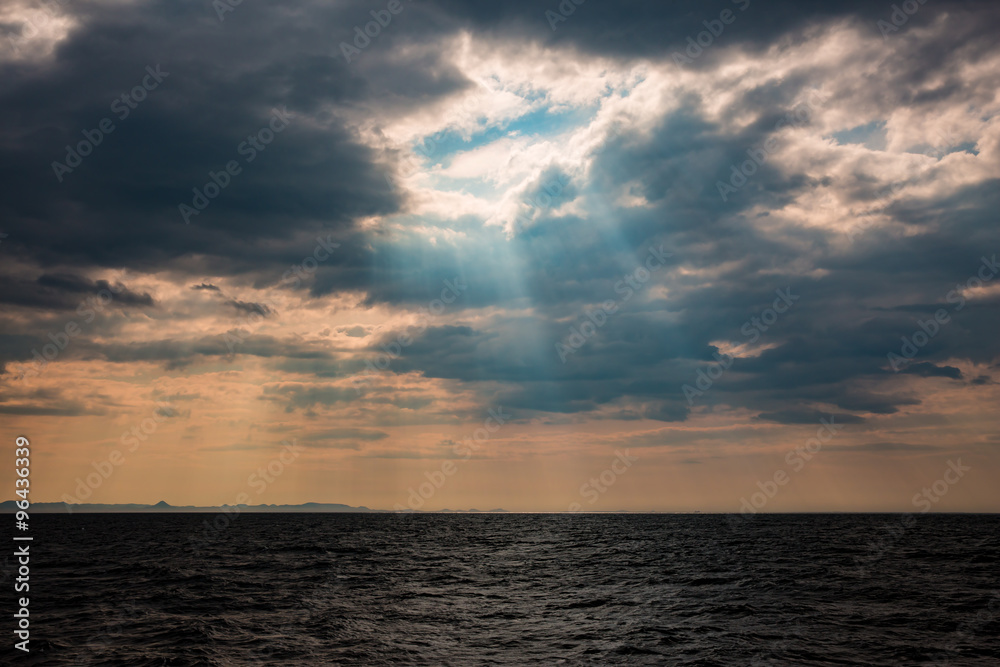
[5,513,999,665]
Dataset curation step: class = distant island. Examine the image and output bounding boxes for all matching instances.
[0,500,508,513]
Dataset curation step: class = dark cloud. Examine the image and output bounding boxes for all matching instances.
[0,273,154,310]
[302,428,389,443]
[754,410,867,425]
[225,299,275,317]
[0,1,413,279]
[0,402,99,417]
[200,442,280,452]
[1,0,998,428]
[824,442,941,452]
[901,362,963,379]
[337,325,370,338]
[261,383,436,414]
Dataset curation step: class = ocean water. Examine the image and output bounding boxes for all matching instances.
[6,513,999,665]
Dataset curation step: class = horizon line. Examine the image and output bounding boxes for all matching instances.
[4,501,998,515]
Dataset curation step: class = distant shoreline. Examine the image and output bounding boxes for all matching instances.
[3,502,996,515]
[0,500,507,514]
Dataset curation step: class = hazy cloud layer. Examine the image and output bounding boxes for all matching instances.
[1,0,998,509]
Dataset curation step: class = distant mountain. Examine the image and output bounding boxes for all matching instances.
[0,501,507,513]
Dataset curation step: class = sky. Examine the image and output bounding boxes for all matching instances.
[0,0,998,512]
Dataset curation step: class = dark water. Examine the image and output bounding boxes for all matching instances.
[4,513,999,665]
